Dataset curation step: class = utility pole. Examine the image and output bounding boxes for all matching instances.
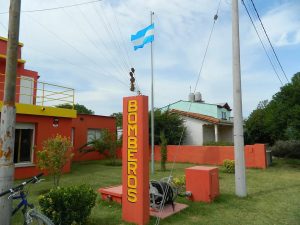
[232,0,247,197]
[0,0,22,224]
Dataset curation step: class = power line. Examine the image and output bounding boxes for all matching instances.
[193,0,221,94]
[0,0,103,14]
[107,3,133,68]
[92,3,143,93]
[25,14,129,88]
[105,2,142,93]
[249,0,289,83]
[241,0,284,85]
[0,16,124,86]
[154,1,222,225]
[61,2,128,80]
[0,21,7,31]
[93,4,130,71]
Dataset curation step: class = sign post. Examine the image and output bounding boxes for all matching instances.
[122,95,149,225]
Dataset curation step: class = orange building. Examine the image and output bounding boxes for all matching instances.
[0,37,116,179]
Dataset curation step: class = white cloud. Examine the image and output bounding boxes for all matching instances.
[255,2,300,47]
[0,0,299,118]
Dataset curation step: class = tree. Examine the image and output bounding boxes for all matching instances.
[80,129,121,165]
[111,112,123,128]
[110,109,186,145]
[245,72,300,144]
[150,109,186,145]
[37,135,73,187]
[244,100,271,144]
[56,103,94,115]
[160,131,168,171]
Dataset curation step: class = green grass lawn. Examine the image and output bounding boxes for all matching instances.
[12,158,300,225]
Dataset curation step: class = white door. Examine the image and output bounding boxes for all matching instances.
[19,76,34,104]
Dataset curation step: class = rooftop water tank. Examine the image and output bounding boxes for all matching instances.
[195,92,203,102]
[188,93,195,102]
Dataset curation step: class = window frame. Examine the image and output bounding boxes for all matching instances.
[87,128,102,144]
[14,123,35,165]
[221,112,227,120]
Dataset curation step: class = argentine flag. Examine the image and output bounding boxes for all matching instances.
[131,24,154,51]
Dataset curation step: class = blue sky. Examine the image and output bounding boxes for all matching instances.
[0,0,299,117]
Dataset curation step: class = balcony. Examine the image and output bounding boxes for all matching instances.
[0,73,75,108]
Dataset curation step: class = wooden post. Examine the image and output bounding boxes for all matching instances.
[0,0,21,224]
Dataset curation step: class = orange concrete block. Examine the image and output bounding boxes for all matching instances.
[98,185,123,204]
[185,166,219,203]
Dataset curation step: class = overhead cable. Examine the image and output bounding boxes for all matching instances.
[25,14,128,87]
[106,2,141,93]
[249,0,289,83]
[0,0,103,14]
[70,3,128,78]
[241,0,284,85]
[94,4,130,71]
[0,13,128,88]
[154,1,222,225]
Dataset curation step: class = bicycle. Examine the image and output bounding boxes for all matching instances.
[0,173,54,225]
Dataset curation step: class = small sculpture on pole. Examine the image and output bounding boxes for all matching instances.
[129,68,136,92]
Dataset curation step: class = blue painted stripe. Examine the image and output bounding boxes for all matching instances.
[133,35,154,51]
[131,24,154,41]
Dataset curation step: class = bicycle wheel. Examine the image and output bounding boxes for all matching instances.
[27,211,54,225]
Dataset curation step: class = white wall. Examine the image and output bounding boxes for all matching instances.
[203,125,215,144]
[181,116,233,146]
[219,125,233,142]
[182,116,205,145]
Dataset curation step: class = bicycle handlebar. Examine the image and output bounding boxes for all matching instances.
[0,173,44,198]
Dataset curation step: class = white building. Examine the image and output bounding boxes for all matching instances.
[161,93,233,145]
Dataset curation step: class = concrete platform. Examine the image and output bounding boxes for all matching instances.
[99,185,188,219]
[150,203,188,219]
[98,185,122,204]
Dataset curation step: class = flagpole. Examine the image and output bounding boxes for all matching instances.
[150,11,155,174]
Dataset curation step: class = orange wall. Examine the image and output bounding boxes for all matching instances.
[71,114,116,161]
[0,39,22,58]
[154,144,267,169]
[14,114,73,179]
[0,39,38,103]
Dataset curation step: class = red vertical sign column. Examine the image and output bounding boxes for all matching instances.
[122,95,149,225]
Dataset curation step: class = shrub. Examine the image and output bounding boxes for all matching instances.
[223,159,235,173]
[204,141,233,146]
[37,134,73,187]
[172,175,186,194]
[80,129,121,166]
[271,140,300,159]
[39,185,97,225]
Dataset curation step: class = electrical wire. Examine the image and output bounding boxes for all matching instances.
[241,0,284,85]
[25,14,129,88]
[154,1,222,224]
[0,20,7,31]
[106,2,142,93]
[64,2,128,80]
[0,0,103,14]
[93,4,130,72]
[249,0,289,83]
[0,17,126,87]
[92,3,143,93]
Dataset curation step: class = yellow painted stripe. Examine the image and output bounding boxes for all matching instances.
[0,36,24,47]
[0,54,26,64]
[0,102,77,118]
